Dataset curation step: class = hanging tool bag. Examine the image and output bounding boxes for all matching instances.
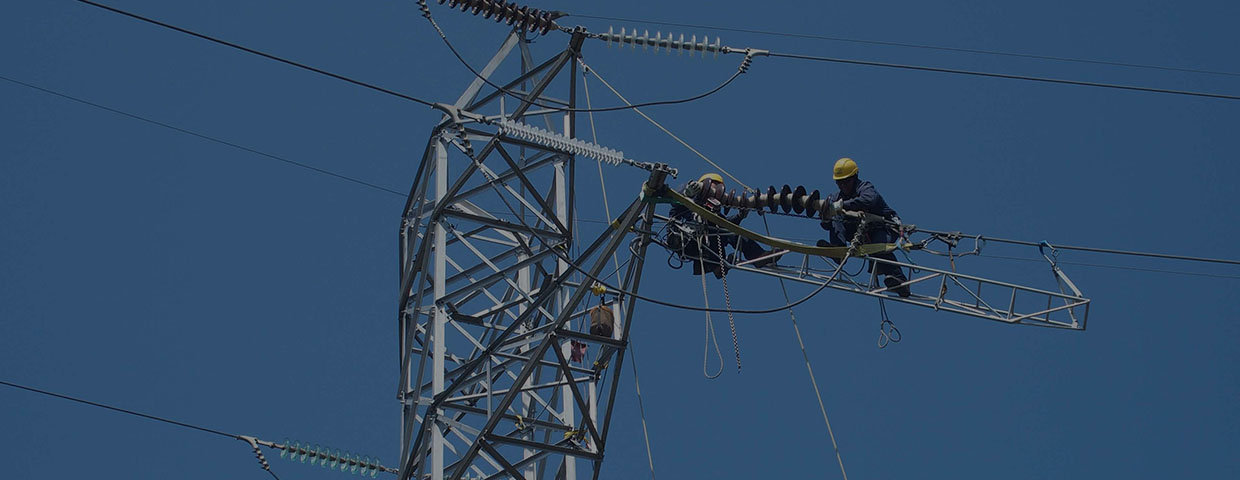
[589,304,614,338]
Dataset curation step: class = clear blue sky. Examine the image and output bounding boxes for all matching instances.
[3,1,1238,478]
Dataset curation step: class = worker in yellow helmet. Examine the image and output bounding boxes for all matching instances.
[819,158,910,297]
[666,173,775,277]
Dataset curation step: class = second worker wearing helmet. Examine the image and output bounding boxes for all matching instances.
[819,157,911,297]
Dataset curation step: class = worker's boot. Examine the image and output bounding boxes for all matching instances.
[883,275,911,298]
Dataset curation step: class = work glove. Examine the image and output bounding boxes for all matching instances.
[821,198,843,218]
[683,180,701,198]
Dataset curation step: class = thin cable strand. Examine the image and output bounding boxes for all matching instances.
[979,254,1240,280]
[627,343,658,480]
[766,51,1240,101]
[580,60,752,191]
[0,379,237,438]
[1,75,407,197]
[570,13,1240,78]
[76,0,437,107]
[911,226,1240,265]
[760,216,848,479]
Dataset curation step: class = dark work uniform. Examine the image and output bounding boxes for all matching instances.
[669,199,767,276]
[820,180,907,281]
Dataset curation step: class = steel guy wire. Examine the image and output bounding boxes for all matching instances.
[579,59,753,192]
[764,50,1240,101]
[627,343,659,480]
[978,254,1240,280]
[570,13,1240,78]
[1,74,407,198]
[909,226,1240,266]
[759,215,849,480]
[416,0,751,114]
[76,0,439,108]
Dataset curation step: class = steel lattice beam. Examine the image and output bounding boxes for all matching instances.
[397,28,665,480]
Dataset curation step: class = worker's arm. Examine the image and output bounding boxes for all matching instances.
[840,182,878,212]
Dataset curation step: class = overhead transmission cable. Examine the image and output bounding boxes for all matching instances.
[764,50,1240,101]
[910,226,1240,266]
[50,3,1240,268]
[13,70,1233,280]
[21,69,1236,275]
[75,0,437,108]
[0,74,406,197]
[1,74,627,230]
[579,59,752,191]
[1,379,397,478]
[415,0,751,114]
[0,380,282,480]
[980,254,1240,280]
[570,13,1240,78]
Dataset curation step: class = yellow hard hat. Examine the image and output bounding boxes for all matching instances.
[698,172,724,184]
[832,157,859,180]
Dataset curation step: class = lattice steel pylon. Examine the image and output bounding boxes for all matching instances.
[397,29,668,480]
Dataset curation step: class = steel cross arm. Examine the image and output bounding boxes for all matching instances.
[731,259,1089,329]
[443,199,646,480]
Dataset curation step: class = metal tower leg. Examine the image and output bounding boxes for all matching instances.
[397,29,666,480]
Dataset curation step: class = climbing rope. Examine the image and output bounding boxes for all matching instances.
[698,245,725,379]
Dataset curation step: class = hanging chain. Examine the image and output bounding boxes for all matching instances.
[717,240,742,373]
